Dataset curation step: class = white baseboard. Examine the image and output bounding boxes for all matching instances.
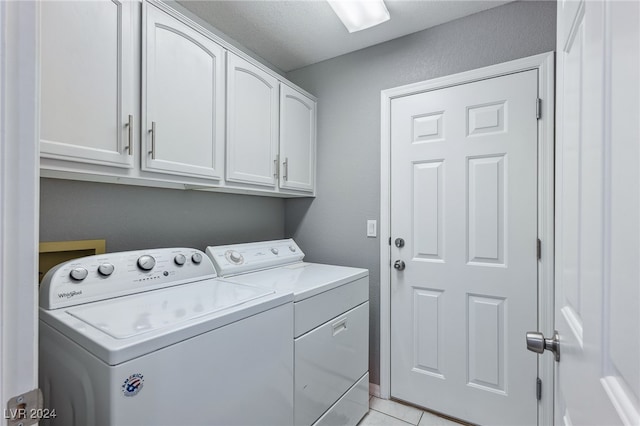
[369,383,381,398]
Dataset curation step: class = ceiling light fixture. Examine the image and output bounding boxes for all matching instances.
[327,0,390,33]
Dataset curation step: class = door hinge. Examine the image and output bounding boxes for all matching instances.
[536,378,542,401]
[536,98,542,119]
[6,388,43,426]
[537,238,542,260]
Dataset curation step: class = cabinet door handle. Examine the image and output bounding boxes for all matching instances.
[273,155,279,179]
[125,114,133,156]
[149,121,156,160]
[283,157,288,181]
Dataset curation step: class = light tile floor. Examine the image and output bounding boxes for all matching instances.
[359,396,464,426]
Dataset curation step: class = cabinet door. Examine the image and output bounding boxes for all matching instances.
[280,85,316,193]
[39,0,135,168]
[143,4,224,180]
[226,54,279,187]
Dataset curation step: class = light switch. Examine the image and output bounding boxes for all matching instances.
[367,220,377,238]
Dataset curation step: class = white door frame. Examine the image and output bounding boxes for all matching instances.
[0,0,40,419]
[380,52,555,425]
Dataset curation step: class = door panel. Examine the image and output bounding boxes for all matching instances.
[413,161,443,261]
[390,70,538,425]
[412,289,443,376]
[467,295,506,392]
[467,155,505,265]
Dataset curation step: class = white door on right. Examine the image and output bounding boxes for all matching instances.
[555,0,640,424]
[390,70,539,425]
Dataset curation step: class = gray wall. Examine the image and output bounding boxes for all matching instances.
[285,0,556,386]
[40,178,285,252]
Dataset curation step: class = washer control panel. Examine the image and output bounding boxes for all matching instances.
[206,239,304,277]
[40,248,216,310]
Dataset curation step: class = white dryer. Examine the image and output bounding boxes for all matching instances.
[206,239,370,426]
[39,247,294,426]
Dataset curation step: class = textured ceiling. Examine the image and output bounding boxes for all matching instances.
[177,1,512,72]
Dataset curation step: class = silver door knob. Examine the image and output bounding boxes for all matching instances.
[526,330,560,362]
[393,260,406,271]
[395,238,405,248]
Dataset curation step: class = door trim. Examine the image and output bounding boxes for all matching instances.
[1,0,39,408]
[379,52,555,425]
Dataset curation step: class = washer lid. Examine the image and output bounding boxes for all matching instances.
[40,279,292,365]
[66,279,274,339]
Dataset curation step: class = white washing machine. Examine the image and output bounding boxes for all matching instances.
[39,247,294,426]
[206,239,370,426]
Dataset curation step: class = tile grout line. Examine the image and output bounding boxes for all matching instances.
[370,396,425,425]
[369,407,420,425]
[369,396,466,426]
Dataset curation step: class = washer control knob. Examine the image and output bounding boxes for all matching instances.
[230,251,242,262]
[271,248,279,255]
[97,263,115,277]
[289,245,296,252]
[174,254,186,266]
[137,255,156,271]
[225,250,243,264]
[191,253,203,264]
[69,267,88,281]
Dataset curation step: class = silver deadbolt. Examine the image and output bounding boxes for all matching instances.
[393,260,406,271]
[526,330,560,362]
[395,238,405,248]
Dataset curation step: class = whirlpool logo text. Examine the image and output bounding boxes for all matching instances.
[57,290,82,299]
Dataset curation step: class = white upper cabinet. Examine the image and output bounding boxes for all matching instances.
[143,4,225,180]
[39,0,316,197]
[279,85,316,193]
[39,0,135,168]
[226,53,280,187]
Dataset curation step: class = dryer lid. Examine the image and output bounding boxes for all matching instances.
[222,262,369,302]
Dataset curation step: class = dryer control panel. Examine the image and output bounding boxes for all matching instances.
[40,248,216,310]
[206,239,304,277]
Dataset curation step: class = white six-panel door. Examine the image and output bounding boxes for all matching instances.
[390,70,539,425]
[555,1,640,424]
